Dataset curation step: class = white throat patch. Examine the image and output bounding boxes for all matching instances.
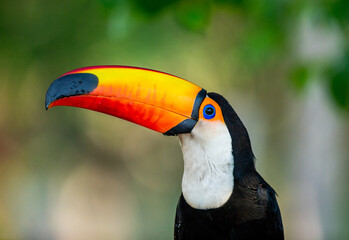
[179,120,234,210]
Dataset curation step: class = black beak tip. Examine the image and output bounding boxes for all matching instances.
[45,90,54,110]
[44,72,99,111]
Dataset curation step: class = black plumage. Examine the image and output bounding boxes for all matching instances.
[174,93,283,240]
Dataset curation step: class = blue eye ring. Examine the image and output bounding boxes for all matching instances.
[203,104,216,119]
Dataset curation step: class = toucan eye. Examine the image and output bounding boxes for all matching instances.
[203,104,216,119]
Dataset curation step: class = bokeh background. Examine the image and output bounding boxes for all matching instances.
[0,0,349,239]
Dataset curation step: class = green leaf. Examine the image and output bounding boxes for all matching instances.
[328,67,349,109]
[132,0,178,17]
[290,66,310,92]
[175,1,211,32]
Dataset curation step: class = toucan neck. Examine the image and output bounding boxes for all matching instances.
[229,116,256,180]
[179,121,234,210]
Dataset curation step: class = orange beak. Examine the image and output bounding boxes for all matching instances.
[45,66,206,135]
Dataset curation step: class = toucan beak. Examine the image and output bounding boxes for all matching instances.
[45,66,206,135]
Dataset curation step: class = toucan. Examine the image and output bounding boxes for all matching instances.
[45,66,284,240]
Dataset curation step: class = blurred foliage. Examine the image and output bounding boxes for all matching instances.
[290,65,310,92]
[1,0,348,108]
[175,1,212,32]
[328,54,349,109]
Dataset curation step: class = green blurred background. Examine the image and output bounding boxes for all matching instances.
[0,0,348,239]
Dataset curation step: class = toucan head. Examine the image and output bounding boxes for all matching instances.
[45,65,255,209]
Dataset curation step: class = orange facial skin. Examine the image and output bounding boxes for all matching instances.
[46,66,207,134]
[198,97,225,123]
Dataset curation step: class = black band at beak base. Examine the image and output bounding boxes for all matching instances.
[163,119,198,136]
[163,88,206,136]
